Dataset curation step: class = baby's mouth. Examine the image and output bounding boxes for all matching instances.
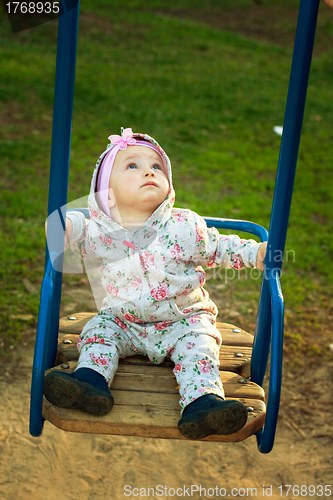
[142,181,158,187]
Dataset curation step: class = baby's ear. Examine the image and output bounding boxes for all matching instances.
[108,188,116,209]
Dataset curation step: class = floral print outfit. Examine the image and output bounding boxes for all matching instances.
[67,132,261,412]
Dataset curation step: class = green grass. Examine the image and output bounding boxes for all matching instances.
[0,1,332,366]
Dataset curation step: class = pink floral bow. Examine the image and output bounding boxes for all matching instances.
[108,128,136,150]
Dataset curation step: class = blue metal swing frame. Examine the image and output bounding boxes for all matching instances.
[29,0,320,454]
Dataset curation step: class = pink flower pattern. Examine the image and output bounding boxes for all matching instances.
[231,253,244,270]
[114,317,128,330]
[89,353,110,367]
[131,277,143,290]
[197,359,212,374]
[196,228,205,242]
[155,321,171,330]
[99,231,113,247]
[172,213,187,223]
[150,283,169,301]
[124,312,144,323]
[140,251,155,271]
[173,362,183,374]
[106,283,119,296]
[170,243,183,259]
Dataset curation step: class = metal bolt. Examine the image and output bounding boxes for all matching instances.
[235,352,244,357]
[63,339,72,344]
[232,328,241,333]
[246,406,254,412]
[61,363,70,369]
[238,379,247,384]
[68,316,76,320]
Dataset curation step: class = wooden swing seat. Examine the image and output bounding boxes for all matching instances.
[42,312,266,442]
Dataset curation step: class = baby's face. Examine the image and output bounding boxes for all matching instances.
[108,146,169,220]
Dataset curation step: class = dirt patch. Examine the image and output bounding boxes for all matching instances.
[2,280,332,499]
[1,328,333,500]
[156,3,333,57]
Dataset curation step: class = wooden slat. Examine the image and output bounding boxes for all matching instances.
[43,391,265,442]
[59,312,95,333]
[113,365,264,400]
[217,323,254,347]
[58,314,254,348]
[46,362,264,401]
[118,346,252,374]
[56,336,251,376]
[43,361,265,441]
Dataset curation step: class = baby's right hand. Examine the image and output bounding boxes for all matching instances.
[45,217,73,250]
[64,217,73,243]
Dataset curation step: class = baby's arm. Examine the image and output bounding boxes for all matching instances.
[45,216,74,251]
[45,210,94,259]
[65,211,95,259]
[193,214,266,270]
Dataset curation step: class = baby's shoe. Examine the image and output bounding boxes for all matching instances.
[44,367,114,416]
[178,394,247,439]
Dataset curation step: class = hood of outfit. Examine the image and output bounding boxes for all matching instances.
[68,131,261,324]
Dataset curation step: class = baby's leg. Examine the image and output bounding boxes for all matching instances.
[171,332,247,439]
[44,312,132,415]
[75,338,120,387]
[170,331,224,411]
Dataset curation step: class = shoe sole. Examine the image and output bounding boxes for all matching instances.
[178,400,248,440]
[44,371,114,416]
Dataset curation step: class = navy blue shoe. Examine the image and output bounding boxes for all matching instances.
[178,395,247,439]
[44,368,114,416]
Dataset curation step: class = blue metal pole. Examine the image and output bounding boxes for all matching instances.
[250,0,320,452]
[45,2,80,368]
[30,3,80,436]
[30,254,58,437]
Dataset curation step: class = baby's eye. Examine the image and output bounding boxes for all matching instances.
[152,164,162,170]
[127,163,138,169]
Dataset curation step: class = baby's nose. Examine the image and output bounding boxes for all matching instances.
[144,169,155,176]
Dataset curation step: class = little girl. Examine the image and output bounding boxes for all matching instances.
[44,128,267,440]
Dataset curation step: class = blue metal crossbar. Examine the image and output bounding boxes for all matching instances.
[205,217,268,242]
[205,218,284,453]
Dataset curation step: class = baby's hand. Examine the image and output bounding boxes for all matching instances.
[256,241,267,271]
[64,218,73,249]
[45,217,73,251]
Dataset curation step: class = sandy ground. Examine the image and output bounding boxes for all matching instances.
[1,327,333,500]
[2,270,333,500]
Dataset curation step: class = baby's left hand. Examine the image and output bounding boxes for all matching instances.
[256,241,267,271]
